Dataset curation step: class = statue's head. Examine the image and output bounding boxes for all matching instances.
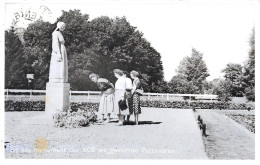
[56,22,66,31]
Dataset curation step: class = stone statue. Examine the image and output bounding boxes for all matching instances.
[49,21,68,83]
[45,21,70,115]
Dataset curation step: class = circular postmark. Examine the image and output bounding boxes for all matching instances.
[10,5,52,43]
[12,5,52,28]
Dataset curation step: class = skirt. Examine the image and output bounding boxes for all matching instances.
[114,89,129,115]
[98,88,114,118]
[125,90,133,115]
[49,44,68,83]
[131,92,141,115]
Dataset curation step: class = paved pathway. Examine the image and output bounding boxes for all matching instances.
[5,108,207,159]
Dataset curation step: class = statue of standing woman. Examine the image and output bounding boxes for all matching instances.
[49,22,68,83]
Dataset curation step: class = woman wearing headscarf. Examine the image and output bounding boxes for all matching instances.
[49,21,68,83]
[89,73,115,122]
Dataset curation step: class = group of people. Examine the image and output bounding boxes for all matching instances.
[48,22,141,126]
[89,69,142,126]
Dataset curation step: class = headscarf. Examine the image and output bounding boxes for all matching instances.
[55,21,65,31]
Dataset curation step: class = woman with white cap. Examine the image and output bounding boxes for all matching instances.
[49,21,68,83]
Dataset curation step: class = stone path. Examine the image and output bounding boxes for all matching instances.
[5,108,207,159]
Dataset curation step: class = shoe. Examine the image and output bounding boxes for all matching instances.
[97,119,104,123]
[115,121,124,126]
[104,119,110,123]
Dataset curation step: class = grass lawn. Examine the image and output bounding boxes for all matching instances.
[196,109,255,159]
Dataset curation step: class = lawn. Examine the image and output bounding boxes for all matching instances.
[196,109,255,159]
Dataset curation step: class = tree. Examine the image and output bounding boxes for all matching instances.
[222,63,244,97]
[169,48,209,94]
[242,28,255,101]
[202,80,214,94]
[216,79,232,102]
[18,9,166,92]
[5,27,28,89]
[23,20,55,89]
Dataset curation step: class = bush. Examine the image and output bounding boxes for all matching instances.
[70,102,99,112]
[244,87,255,102]
[53,108,97,128]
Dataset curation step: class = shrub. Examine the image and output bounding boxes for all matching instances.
[140,100,253,110]
[5,100,45,111]
[70,102,99,112]
[53,108,97,128]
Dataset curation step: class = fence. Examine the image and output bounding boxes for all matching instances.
[4,89,218,102]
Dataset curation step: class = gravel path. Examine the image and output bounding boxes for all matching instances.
[5,108,207,159]
[197,110,255,159]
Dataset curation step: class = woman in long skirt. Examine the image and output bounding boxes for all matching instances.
[89,73,114,122]
[113,69,128,126]
[130,70,142,125]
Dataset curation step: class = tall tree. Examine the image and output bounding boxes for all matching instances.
[222,63,244,97]
[169,48,209,94]
[5,27,28,89]
[242,28,255,101]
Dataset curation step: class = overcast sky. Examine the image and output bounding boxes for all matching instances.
[4,0,256,81]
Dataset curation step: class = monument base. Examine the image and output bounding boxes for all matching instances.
[45,82,70,116]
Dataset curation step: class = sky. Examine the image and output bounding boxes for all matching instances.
[4,0,256,82]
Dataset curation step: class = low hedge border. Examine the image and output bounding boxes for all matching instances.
[5,100,254,111]
[141,100,253,110]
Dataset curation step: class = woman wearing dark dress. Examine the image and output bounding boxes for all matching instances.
[130,70,142,125]
[89,73,114,122]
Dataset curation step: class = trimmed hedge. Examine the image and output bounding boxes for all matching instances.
[5,100,100,112]
[70,102,99,112]
[5,100,254,112]
[5,100,45,111]
[140,100,253,110]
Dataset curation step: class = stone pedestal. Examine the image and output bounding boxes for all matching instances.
[45,82,70,116]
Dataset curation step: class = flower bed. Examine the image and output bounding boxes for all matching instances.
[226,114,255,133]
[5,100,254,112]
[53,109,97,128]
